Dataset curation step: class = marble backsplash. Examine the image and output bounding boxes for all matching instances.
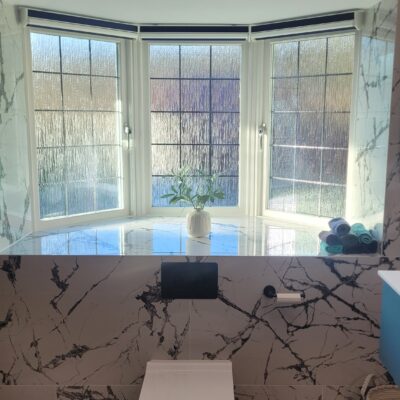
[0,1,32,251]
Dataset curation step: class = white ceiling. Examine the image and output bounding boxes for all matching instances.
[9,0,379,25]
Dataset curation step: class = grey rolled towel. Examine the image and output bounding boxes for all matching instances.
[319,231,341,246]
[329,217,351,236]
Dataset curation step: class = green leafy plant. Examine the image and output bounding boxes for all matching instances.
[161,167,225,210]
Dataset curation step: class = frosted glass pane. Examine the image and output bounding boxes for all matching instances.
[181,113,209,144]
[37,148,65,184]
[298,77,325,111]
[272,113,296,145]
[96,179,120,210]
[181,145,209,172]
[271,147,294,179]
[150,45,179,78]
[92,77,118,111]
[35,111,64,147]
[213,177,238,206]
[299,38,326,75]
[294,182,320,215]
[64,112,93,146]
[63,75,91,110]
[152,145,180,175]
[91,40,118,76]
[65,147,95,181]
[211,81,240,112]
[67,182,94,214]
[33,73,62,110]
[39,184,66,218]
[272,79,297,111]
[152,177,178,207]
[151,112,180,144]
[95,146,120,178]
[93,112,121,145]
[181,46,210,78]
[181,80,210,111]
[327,36,354,74]
[320,185,345,217]
[151,79,180,111]
[273,42,298,77]
[322,149,347,184]
[211,46,240,78]
[269,178,294,212]
[30,33,60,72]
[61,37,90,74]
[297,113,323,146]
[211,113,239,144]
[295,148,321,181]
[324,113,350,148]
[325,76,352,111]
[211,145,239,175]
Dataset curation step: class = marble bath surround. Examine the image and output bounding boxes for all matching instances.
[1,217,322,257]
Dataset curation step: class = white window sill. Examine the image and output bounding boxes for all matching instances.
[1,216,381,258]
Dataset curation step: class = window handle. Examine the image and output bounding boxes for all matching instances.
[258,123,267,149]
[124,125,132,135]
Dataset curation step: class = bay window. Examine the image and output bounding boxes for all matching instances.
[26,27,358,229]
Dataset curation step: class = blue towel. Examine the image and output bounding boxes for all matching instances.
[329,217,351,236]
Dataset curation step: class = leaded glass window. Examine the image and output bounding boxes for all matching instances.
[269,34,354,217]
[149,44,241,207]
[30,32,123,219]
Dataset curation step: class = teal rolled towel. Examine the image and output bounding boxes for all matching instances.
[320,241,343,255]
[350,223,373,244]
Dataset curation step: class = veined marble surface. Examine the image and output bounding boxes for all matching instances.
[2,217,325,256]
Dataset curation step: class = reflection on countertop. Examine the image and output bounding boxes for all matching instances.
[1,216,324,256]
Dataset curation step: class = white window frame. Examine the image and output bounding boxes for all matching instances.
[259,29,361,228]
[137,40,249,218]
[24,26,132,231]
[22,24,361,232]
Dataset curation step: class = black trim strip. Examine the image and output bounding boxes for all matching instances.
[140,25,248,33]
[252,12,354,33]
[142,38,246,42]
[28,9,138,32]
[255,27,356,40]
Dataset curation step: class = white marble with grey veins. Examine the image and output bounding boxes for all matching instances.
[1,216,323,256]
[0,1,31,252]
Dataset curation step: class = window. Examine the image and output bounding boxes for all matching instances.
[27,27,360,228]
[267,34,354,218]
[149,45,241,207]
[30,32,124,220]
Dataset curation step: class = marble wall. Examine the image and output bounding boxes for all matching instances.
[0,0,400,400]
[0,1,31,251]
[0,254,393,400]
[348,0,397,237]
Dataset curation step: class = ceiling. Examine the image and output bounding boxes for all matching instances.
[9,0,379,25]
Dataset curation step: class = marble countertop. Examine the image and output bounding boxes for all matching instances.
[378,271,400,295]
[2,216,328,256]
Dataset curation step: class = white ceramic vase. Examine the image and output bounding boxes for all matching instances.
[186,209,211,237]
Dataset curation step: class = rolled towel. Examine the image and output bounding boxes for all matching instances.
[342,243,363,254]
[361,240,378,254]
[319,231,341,246]
[350,223,373,244]
[329,217,351,236]
[339,233,359,248]
[320,241,343,255]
